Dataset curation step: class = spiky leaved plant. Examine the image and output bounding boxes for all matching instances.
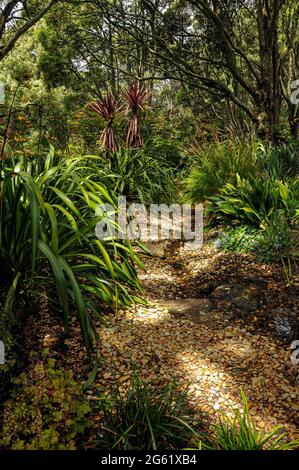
[193,389,299,450]
[88,93,120,153]
[121,81,151,148]
[0,146,143,352]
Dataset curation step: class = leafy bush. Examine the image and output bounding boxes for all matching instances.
[217,226,263,254]
[207,175,299,227]
[97,374,197,450]
[257,211,297,263]
[0,146,143,351]
[218,217,297,263]
[184,140,264,203]
[1,359,91,450]
[144,137,184,168]
[184,141,299,204]
[261,144,299,180]
[93,147,177,204]
[193,390,299,450]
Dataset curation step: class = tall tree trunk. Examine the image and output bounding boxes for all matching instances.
[256,0,282,141]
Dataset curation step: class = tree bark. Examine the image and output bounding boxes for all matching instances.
[256,0,282,141]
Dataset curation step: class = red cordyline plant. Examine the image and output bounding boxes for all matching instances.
[121,80,151,148]
[88,93,120,152]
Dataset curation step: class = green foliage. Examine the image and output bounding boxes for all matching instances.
[97,374,196,450]
[218,216,297,263]
[261,144,299,180]
[218,226,263,254]
[1,359,91,450]
[258,211,298,263]
[207,175,299,227]
[184,140,263,203]
[193,390,299,450]
[144,137,184,168]
[0,146,143,350]
[184,141,299,268]
[208,173,299,267]
[184,141,299,206]
[93,147,177,204]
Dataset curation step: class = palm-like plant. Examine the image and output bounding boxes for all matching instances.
[88,94,120,153]
[121,81,151,148]
[0,146,143,351]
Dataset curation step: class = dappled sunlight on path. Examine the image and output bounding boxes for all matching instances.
[97,304,298,436]
[95,237,299,438]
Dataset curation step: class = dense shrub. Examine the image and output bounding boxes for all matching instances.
[260,144,299,180]
[184,140,264,203]
[0,146,143,350]
[194,141,299,267]
[206,175,299,227]
[1,359,91,450]
[97,374,197,450]
[184,141,299,204]
[208,173,299,268]
[92,147,177,204]
[144,137,184,168]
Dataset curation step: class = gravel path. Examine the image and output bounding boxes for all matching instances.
[95,238,299,438]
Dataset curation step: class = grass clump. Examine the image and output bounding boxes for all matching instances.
[184,140,263,203]
[97,374,197,450]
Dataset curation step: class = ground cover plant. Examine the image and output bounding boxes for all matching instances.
[1,358,92,450]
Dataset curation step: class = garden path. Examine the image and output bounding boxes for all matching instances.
[94,235,299,438]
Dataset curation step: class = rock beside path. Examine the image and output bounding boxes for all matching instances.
[159,298,213,317]
[210,279,265,313]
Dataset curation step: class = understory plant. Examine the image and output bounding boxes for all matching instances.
[191,140,298,271]
[1,358,91,450]
[0,146,143,351]
[217,226,263,254]
[184,140,264,203]
[184,141,299,204]
[258,211,298,263]
[260,144,299,180]
[218,216,298,264]
[210,175,299,266]
[97,374,197,450]
[192,390,299,450]
[144,137,184,168]
[206,175,299,227]
[88,147,177,204]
